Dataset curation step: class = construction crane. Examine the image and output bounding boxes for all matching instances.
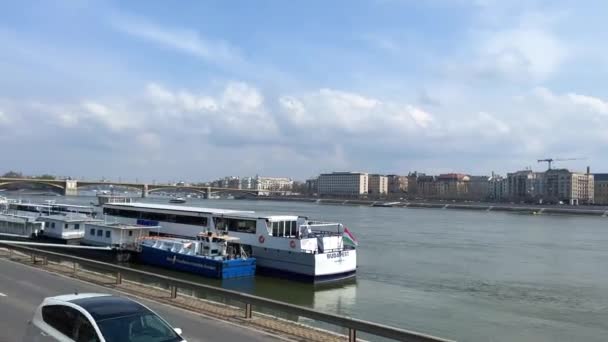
[537,158,586,170]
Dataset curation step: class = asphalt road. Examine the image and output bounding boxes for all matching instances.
[0,258,283,342]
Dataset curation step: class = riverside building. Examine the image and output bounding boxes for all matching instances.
[318,172,368,197]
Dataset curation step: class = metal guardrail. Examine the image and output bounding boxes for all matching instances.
[0,243,454,342]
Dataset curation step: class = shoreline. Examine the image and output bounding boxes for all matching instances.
[241,196,608,217]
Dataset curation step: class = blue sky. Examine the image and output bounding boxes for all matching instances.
[1,0,607,182]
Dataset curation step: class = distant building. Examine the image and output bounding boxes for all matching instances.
[594,173,608,205]
[318,172,368,197]
[488,175,507,201]
[254,176,293,191]
[467,175,490,201]
[417,175,438,198]
[436,173,470,199]
[386,175,408,194]
[544,169,594,205]
[220,176,240,189]
[507,170,545,201]
[407,172,425,196]
[240,176,254,190]
[368,174,388,195]
[305,178,318,194]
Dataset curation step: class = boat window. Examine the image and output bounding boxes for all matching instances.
[65,224,68,229]
[128,230,133,237]
[105,231,111,238]
[272,222,279,236]
[90,228,95,236]
[290,221,297,237]
[216,218,257,234]
[97,230,103,237]
[279,221,285,236]
[74,224,80,230]
[51,222,55,228]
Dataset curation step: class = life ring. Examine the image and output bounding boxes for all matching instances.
[258,235,265,244]
[289,240,296,248]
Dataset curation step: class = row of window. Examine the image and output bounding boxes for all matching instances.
[89,228,114,238]
[214,217,257,234]
[271,221,298,237]
[46,222,79,230]
[103,208,208,226]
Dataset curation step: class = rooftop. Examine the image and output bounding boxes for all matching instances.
[87,222,159,230]
[594,173,608,181]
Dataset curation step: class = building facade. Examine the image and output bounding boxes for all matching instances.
[240,176,254,190]
[544,169,594,205]
[507,170,545,202]
[318,172,368,197]
[467,176,490,201]
[594,173,608,205]
[254,176,294,191]
[417,175,438,198]
[305,178,318,194]
[436,173,470,199]
[368,174,388,195]
[488,175,507,201]
[386,175,408,194]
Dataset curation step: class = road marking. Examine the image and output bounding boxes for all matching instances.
[0,293,6,297]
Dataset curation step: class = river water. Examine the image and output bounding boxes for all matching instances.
[12,194,608,341]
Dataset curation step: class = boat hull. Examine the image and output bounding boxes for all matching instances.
[251,247,357,283]
[138,245,256,279]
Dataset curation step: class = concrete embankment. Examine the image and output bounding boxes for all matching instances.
[246,196,608,217]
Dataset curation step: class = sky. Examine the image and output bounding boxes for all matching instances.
[1,0,607,182]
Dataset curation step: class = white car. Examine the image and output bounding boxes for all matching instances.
[23,293,186,342]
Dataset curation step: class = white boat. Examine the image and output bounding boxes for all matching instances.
[0,213,44,238]
[169,197,187,204]
[36,214,103,242]
[102,202,357,283]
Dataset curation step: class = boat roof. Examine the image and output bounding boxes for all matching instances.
[86,222,159,230]
[105,202,254,215]
[105,202,304,220]
[37,215,102,223]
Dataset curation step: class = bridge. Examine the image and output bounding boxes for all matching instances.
[0,178,263,198]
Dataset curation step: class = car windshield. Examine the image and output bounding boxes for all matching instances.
[96,312,181,342]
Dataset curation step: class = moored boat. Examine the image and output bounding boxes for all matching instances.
[138,232,255,279]
[169,197,187,204]
[102,202,358,283]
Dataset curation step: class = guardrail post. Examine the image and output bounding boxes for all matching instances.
[73,261,78,275]
[244,303,252,319]
[8,247,12,259]
[116,272,122,285]
[42,256,48,265]
[170,286,177,299]
[348,328,357,342]
[31,253,36,264]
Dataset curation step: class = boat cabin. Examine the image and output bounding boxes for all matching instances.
[37,215,102,240]
[83,222,157,249]
[0,214,44,238]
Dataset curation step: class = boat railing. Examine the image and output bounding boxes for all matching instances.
[0,243,454,342]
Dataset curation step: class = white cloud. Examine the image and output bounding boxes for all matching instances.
[136,132,161,149]
[279,88,435,137]
[81,101,134,131]
[566,93,608,115]
[110,15,241,65]
[473,27,567,81]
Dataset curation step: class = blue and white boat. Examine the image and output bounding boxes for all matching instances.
[138,233,256,279]
[102,202,358,283]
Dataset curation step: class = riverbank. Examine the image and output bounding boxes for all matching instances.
[242,196,608,217]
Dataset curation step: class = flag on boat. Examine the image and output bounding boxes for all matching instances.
[342,227,358,247]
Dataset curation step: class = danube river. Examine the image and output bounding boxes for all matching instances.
[15,194,608,341]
